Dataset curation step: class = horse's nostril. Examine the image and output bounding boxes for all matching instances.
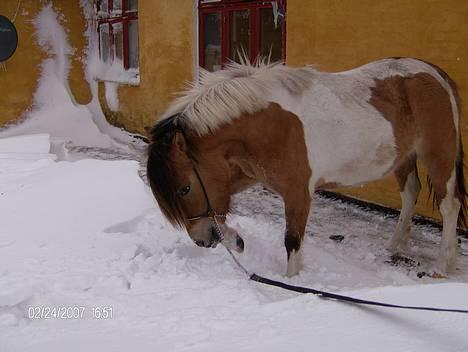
[195,240,205,247]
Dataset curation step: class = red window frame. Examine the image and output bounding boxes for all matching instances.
[96,0,138,70]
[198,0,287,70]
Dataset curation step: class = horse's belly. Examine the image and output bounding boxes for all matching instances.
[311,141,397,189]
[303,109,397,190]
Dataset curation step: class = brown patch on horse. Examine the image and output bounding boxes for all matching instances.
[369,73,457,202]
[194,102,313,252]
[393,155,418,192]
[148,102,312,238]
[194,103,312,199]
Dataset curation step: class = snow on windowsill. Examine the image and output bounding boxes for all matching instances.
[94,60,140,86]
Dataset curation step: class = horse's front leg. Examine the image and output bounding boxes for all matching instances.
[284,194,311,277]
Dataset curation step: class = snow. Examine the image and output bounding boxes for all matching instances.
[104,82,120,111]
[0,134,55,162]
[1,134,467,352]
[93,59,140,85]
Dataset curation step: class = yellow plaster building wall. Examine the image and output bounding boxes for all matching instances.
[0,0,91,128]
[286,0,468,223]
[100,0,194,134]
[0,1,45,127]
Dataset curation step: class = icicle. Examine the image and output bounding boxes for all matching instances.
[271,1,279,29]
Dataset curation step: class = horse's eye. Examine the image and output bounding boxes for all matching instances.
[179,185,191,197]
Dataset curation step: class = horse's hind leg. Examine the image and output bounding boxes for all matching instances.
[388,156,421,253]
[417,121,460,273]
[435,169,460,273]
[404,70,461,273]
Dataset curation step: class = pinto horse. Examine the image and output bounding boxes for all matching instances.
[147,58,466,276]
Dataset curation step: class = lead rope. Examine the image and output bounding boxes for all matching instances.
[213,216,251,277]
[212,217,468,314]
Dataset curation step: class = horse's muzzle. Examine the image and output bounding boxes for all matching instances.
[193,227,222,248]
[191,223,244,252]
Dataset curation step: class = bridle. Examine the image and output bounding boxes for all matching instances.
[185,166,227,236]
[184,165,249,273]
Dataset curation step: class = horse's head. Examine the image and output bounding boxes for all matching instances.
[147,117,245,253]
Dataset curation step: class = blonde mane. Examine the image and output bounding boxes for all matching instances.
[161,60,317,135]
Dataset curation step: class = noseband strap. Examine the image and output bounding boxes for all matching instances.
[185,167,227,223]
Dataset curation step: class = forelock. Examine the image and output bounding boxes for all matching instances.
[146,115,196,228]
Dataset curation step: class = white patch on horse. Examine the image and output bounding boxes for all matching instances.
[269,58,460,193]
[287,247,303,277]
[437,168,461,273]
[271,67,396,190]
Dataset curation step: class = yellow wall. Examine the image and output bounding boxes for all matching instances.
[0,0,91,128]
[0,1,45,127]
[100,0,194,134]
[286,0,468,223]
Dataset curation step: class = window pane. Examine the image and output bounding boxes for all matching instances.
[259,8,283,62]
[100,23,110,63]
[128,20,139,69]
[230,10,250,63]
[98,0,108,13]
[113,22,123,63]
[203,12,221,72]
[113,0,122,12]
[127,0,138,11]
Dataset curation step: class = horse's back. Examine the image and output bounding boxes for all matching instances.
[272,58,458,191]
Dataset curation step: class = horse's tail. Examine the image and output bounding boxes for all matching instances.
[442,69,467,230]
[423,60,467,229]
[455,134,467,229]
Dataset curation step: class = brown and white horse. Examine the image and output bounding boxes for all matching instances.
[147,58,466,276]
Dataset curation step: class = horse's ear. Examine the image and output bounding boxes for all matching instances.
[173,131,187,153]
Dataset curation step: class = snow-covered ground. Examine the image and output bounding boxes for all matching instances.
[1,134,467,352]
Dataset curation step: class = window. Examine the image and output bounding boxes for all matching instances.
[199,0,286,71]
[95,0,139,83]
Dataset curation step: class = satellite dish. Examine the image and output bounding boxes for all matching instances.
[0,15,18,62]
